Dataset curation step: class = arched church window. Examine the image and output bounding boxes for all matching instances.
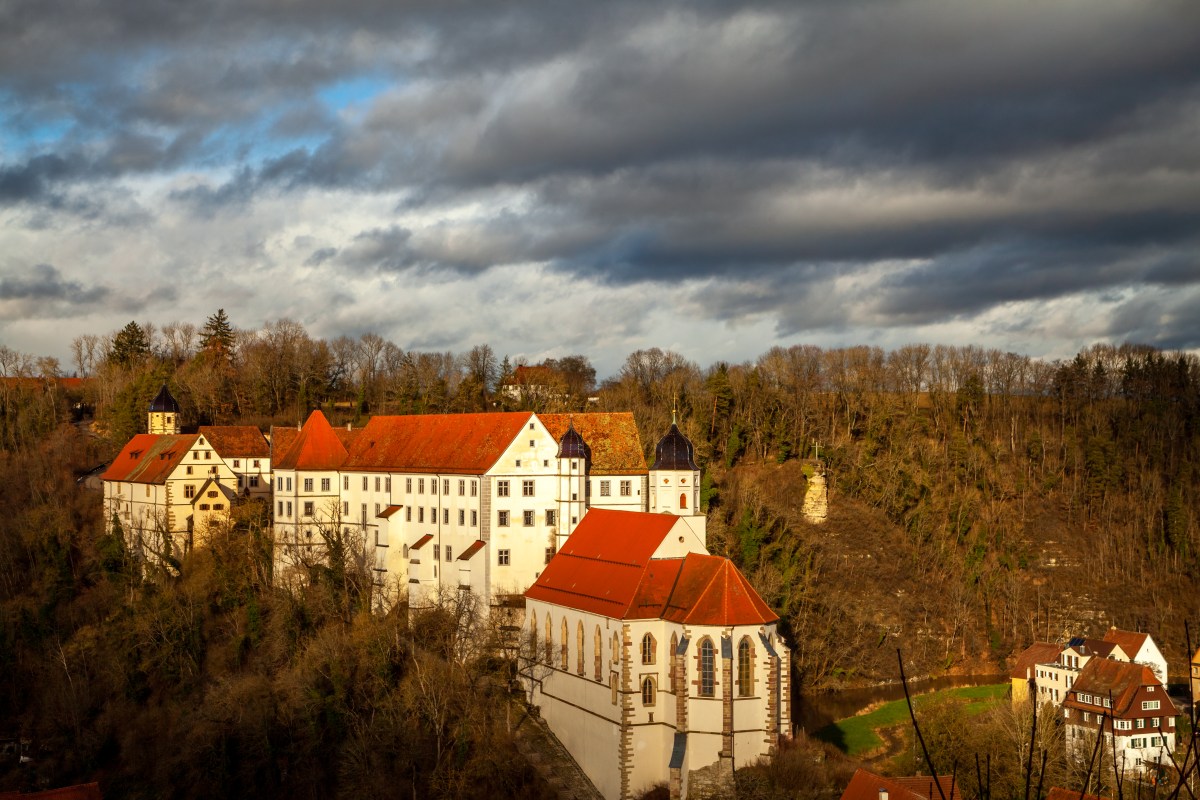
[669,633,679,685]
[642,676,656,706]
[699,638,715,697]
[612,632,620,664]
[594,626,603,681]
[544,613,553,664]
[561,619,569,670]
[641,633,656,665]
[577,621,585,675]
[738,637,754,697]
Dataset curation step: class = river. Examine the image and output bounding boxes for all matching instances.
[795,673,1008,733]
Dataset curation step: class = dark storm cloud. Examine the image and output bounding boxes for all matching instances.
[0,264,109,320]
[2,0,1200,353]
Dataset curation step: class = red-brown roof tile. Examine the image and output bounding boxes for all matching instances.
[458,540,487,560]
[199,425,269,458]
[270,426,300,463]
[1045,789,1109,800]
[1102,627,1150,658]
[1064,658,1173,719]
[101,434,197,484]
[527,510,775,625]
[377,504,403,519]
[343,412,532,474]
[274,411,349,471]
[1010,641,1063,680]
[540,413,647,474]
[411,534,433,550]
[840,768,960,800]
[0,781,104,799]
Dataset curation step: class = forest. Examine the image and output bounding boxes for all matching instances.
[1,310,1199,798]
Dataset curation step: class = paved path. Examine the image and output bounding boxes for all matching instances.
[511,701,605,800]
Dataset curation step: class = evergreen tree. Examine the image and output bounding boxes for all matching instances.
[198,308,236,358]
[110,321,150,367]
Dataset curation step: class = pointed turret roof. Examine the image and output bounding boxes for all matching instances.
[555,418,591,462]
[148,384,180,413]
[274,410,350,471]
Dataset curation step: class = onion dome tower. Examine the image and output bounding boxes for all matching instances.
[554,418,591,549]
[148,384,181,434]
[649,406,701,518]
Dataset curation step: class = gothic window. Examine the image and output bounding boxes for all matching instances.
[612,632,620,664]
[670,633,679,685]
[641,633,656,665]
[641,677,656,706]
[738,637,754,697]
[530,618,537,658]
[594,626,603,681]
[545,614,553,664]
[577,622,585,675]
[699,638,715,697]
[561,619,569,670]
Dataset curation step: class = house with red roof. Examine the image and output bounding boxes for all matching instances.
[1102,626,1168,684]
[1061,657,1177,775]
[102,386,269,566]
[272,408,705,613]
[839,768,961,800]
[523,509,789,800]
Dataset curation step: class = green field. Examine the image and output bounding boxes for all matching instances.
[815,683,1008,757]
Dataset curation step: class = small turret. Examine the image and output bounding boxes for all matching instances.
[648,408,703,541]
[148,384,180,434]
[554,418,591,549]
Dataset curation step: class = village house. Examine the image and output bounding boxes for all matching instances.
[102,386,272,565]
[839,768,961,800]
[524,509,789,800]
[1061,657,1177,775]
[1011,628,1167,709]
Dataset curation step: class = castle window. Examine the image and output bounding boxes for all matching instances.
[547,509,557,526]
[343,502,349,516]
[497,480,510,497]
[321,478,331,492]
[641,633,656,665]
[523,510,534,526]
[443,508,449,524]
[471,510,477,526]
[612,633,620,664]
[304,478,313,492]
[233,459,240,468]
[459,509,465,525]
[205,451,211,460]
[499,511,509,526]
[445,546,452,561]
[433,545,440,561]
[620,480,632,496]
[595,627,603,681]
[522,480,534,497]
[515,460,521,468]
[375,477,381,492]
[545,547,555,564]
[545,613,553,664]
[471,481,477,497]
[419,508,424,523]
[406,507,412,522]
[498,549,510,566]
[561,619,569,670]
[641,677,656,706]
[679,493,688,509]
[599,480,611,497]
[303,502,313,517]
[186,466,193,475]
[253,460,260,468]
[670,634,679,685]
[184,485,195,498]
[738,637,754,697]
[166,415,173,425]
[406,478,412,493]
[419,478,424,493]
[459,479,465,496]
[577,622,585,675]
[699,638,715,697]
[250,476,259,487]
[286,502,292,517]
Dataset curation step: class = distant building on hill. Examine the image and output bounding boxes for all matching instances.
[839,768,961,800]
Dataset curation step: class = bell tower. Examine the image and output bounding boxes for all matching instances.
[148,384,181,434]
[648,405,705,539]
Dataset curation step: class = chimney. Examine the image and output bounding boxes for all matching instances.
[346,423,352,431]
[878,790,888,800]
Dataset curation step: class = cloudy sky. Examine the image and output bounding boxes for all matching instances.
[2,0,1199,377]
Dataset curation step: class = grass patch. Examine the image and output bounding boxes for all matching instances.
[814,684,1007,757]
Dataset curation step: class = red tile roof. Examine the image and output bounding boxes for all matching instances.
[377,505,403,519]
[274,411,350,471]
[342,412,532,474]
[1010,641,1063,680]
[458,540,487,560]
[540,413,647,474]
[840,769,960,800]
[411,534,433,550]
[526,510,776,625]
[199,425,269,458]
[101,434,197,483]
[270,426,300,462]
[0,781,104,799]
[1045,789,1110,800]
[1064,658,1173,720]
[1102,627,1149,658]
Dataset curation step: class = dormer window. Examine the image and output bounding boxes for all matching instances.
[198,437,204,445]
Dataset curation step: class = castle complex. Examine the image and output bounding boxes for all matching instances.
[100,388,789,798]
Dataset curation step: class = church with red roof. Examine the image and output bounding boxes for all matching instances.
[524,508,790,800]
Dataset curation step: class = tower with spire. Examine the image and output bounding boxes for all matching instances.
[553,418,590,550]
[148,384,181,434]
